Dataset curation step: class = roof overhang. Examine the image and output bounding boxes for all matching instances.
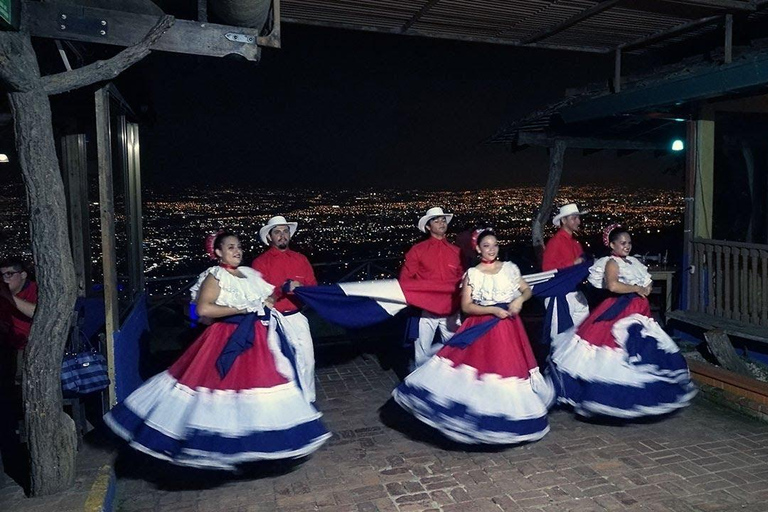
[559,49,768,123]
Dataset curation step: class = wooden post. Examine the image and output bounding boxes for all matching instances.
[682,121,696,310]
[694,119,715,240]
[60,134,90,297]
[532,139,566,260]
[198,0,208,22]
[614,48,622,93]
[96,87,119,407]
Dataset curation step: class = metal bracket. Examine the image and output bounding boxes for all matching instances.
[58,12,109,37]
[225,32,255,44]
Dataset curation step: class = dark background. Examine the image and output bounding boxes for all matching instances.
[0,23,686,191]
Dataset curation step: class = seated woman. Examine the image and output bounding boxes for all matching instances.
[549,224,697,419]
[105,231,330,470]
[392,229,554,444]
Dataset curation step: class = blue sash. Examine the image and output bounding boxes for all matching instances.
[444,303,509,349]
[595,293,636,322]
[215,312,265,378]
[535,260,591,344]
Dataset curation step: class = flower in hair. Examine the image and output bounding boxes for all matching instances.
[471,228,493,250]
[204,229,225,260]
[602,223,622,247]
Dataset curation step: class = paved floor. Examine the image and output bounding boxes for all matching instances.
[114,353,768,512]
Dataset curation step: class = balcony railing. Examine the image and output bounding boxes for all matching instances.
[689,238,768,327]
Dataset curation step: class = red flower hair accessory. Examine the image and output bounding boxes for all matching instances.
[602,223,622,247]
[204,229,225,260]
[471,228,492,250]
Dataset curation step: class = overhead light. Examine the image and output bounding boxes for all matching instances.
[0,154,8,163]
[671,140,684,151]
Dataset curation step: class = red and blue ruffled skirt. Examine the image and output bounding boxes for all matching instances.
[550,295,697,418]
[393,314,554,444]
[104,319,330,470]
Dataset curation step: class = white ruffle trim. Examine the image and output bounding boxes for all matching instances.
[403,356,555,419]
[588,256,652,289]
[118,372,322,440]
[577,388,699,419]
[116,433,331,471]
[392,390,550,445]
[551,315,691,387]
[190,266,274,314]
[467,262,523,305]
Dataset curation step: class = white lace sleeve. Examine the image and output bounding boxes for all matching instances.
[190,266,222,302]
[503,262,522,289]
[588,257,610,289]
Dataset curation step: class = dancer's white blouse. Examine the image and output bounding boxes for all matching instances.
[588,256,652,289]
[466,261,523,305]
[190,266,274,314]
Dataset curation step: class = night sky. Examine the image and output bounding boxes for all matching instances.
[0,24,686,191]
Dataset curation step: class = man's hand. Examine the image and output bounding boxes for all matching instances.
[288,280,302,292]
[573,257,584,265]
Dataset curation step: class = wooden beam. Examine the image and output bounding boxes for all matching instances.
[95,85,119,407]
[619,14,721,52]
[25,1,268,61]
[522,0,623,44]
[60,134,90,298]
[400,0,441,33]
[517,132,669,150]
[614,48,622,93]
[282,17,610,53]
[658,0,756,11]
[559,51,768,123]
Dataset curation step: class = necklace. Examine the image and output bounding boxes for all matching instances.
[480,258,496,264]
[219,263,238,270]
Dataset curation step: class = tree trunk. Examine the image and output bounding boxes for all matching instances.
[8,42,78,495]
[0,15,171,496]
[532,139,567,256]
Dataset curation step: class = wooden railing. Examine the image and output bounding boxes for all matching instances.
[689,238,768,327]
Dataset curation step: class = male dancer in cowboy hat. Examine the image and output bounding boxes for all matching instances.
[252,215,318,402]
[542,203,590,340]
[400,207,463,368]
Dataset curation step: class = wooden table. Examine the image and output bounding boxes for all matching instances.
[649,267,676,315]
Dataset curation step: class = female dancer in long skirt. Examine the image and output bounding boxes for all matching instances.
[393,229,554,444]
[105,231,330,470]
[549,224,697,419]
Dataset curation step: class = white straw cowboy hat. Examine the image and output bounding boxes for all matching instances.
[259,216,298,245]
[552,203,589,226]
[418,207,454,233]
